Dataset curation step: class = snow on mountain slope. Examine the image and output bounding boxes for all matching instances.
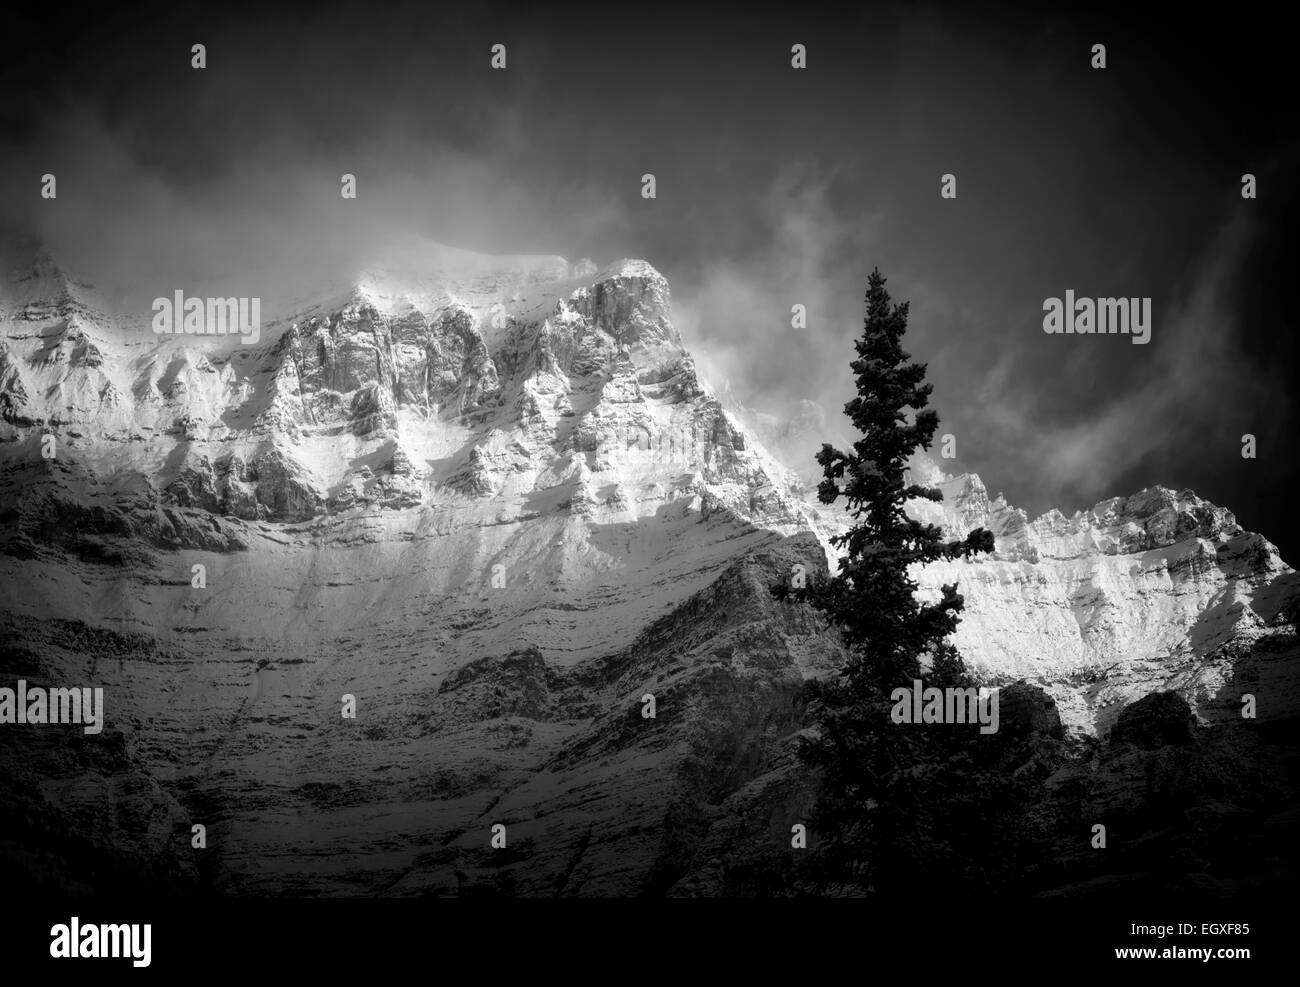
[1,237,1296,897]
[730,382,1297,735]
[902,455,1298,734]
[1,238,828,665]
[0,238,843,895]
[2,235,1294,709]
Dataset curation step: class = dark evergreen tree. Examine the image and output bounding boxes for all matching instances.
[778,268,1000,892]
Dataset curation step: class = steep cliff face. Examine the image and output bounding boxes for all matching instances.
[1,238,1296,897]
[901,456,1299,735]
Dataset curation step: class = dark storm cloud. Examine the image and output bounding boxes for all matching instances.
[1,1,1294,554]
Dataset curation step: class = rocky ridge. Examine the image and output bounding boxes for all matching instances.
[1,237,1296,897]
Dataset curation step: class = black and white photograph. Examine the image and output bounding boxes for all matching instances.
[0,0,1294,972]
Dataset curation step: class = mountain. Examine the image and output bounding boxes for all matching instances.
[905,455,1300,736]
[2,236,1297,897]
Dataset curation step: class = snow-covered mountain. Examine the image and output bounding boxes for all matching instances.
[1,236,1296,897]
[904,455,1298,735]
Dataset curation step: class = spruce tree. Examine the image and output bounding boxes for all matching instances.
[782,268,995,891]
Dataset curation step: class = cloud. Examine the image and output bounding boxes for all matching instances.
[674,164,880,414]
[1,1,1291,555]
[1022,210,1275,508]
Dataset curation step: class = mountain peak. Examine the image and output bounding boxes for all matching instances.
[592,258,665,283]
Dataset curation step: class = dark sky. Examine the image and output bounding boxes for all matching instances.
[2,1,1296,559]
